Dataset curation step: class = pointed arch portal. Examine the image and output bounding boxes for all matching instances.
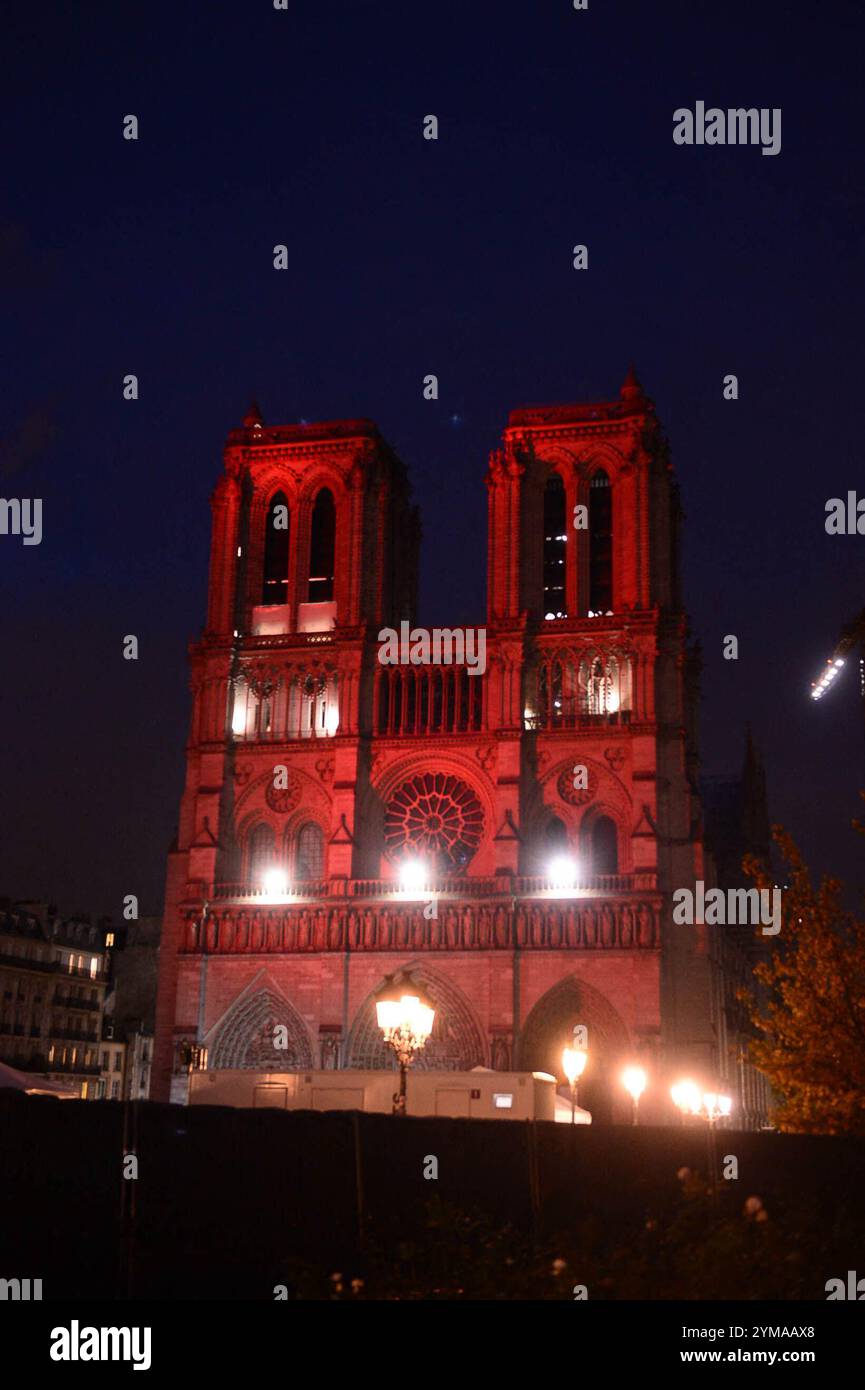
[209,986,315,1070]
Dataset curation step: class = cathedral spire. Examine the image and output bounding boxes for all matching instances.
[242,399,264,430]
[619,363,645,403]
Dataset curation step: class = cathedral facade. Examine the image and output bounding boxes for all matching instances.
[153,371,758,1124]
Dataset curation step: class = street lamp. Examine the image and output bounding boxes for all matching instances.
[671,1080,732,1199]
[670,1079,702,1118]
[562,1046,588,1124]
[376,992,435,1115]
[621,1065,647,1125]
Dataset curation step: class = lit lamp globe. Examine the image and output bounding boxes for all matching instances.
[702,1091,733,1125]
[562,1046,588,1124]
[621,1065,647,1125]
[670,1079,702,1117]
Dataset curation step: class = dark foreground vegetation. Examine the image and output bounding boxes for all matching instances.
[2,1094,862,1300]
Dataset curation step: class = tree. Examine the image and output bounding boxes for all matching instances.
[742,808,865,1136]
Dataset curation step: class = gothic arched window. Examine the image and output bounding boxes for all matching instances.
[579,652,629,716]
[588,656,607,714]
[591,816,618,875]
[309,488,336,601]
[545,816,569,852]
[543,474,567,618]
[295,822,325,880]
[262,492,290,604]
[588,469,612,614]
[247,823,276,884]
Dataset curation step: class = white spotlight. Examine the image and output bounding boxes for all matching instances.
[399,859,428,896]
[548,855,577,890]
[262,868,288,898]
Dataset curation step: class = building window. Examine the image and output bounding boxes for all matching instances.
[247,822,277,885]
[545,816,570,854]
[294,822,325,880]
[262,491,290,604]
[588,815,618,875]
[105,933,115,948]
[111,1080,120,1099]
[289,672,336,739]
[578,653,631,716]
[383,772,485,874]
[588,469,612,614]
[308,488,335,602]
[543,474,567,618]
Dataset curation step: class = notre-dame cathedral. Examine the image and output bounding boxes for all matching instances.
[153,370,768,1126]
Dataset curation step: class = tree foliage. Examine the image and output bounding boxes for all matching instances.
[742,807,865,1136]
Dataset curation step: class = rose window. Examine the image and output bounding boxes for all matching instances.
[384,773,484,872]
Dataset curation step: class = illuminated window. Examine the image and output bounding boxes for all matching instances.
[287,672,336,739]
[262,492,290,603]
[578,653,631,715]
[543,475,567,617]
[247,823,277,884]
[231,679,250,737]
[308,488,335,601]
[588,470,612,613]
[105,933,115,948]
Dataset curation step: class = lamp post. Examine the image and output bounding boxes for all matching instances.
[376,993,435,1115]
[562,1046,588,1124]
[670,1080,732,1199]
[621,1065,647,1125]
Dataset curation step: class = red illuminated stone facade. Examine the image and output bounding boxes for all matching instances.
[153,373,761,1123]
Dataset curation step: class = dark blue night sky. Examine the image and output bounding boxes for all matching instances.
[1,0,863,918]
